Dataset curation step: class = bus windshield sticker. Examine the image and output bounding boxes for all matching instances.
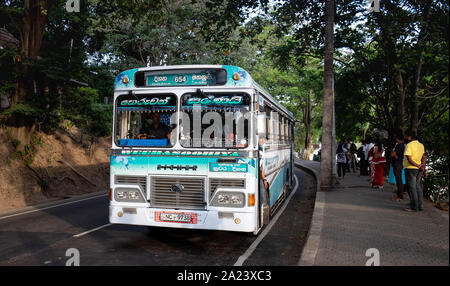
[120,97,172,106]
[185,96,244,106]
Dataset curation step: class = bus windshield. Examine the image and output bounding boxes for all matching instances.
[180,92,251,149]
[115,93,177,147]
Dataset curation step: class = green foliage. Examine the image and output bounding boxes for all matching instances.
[65,87,99,111]
[86,103,113,137]
[0,47,18,99]
[421,110,449,203]
[10,135,43,166]
[2,103,40,118]
[61,87,112,136]
[12,139,21,149]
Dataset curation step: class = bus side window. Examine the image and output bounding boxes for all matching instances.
[289,122,293,142]
[270,110,279,144]
[265,106,271,141]
[279,117,284,144]
[288,122,292,144]
[285,120,289,144]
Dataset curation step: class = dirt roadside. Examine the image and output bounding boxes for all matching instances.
[0,123,110,212]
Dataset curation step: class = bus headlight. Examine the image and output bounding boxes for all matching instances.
[127,190,140,200]
[114,188,145,202]
[231,195,243,205]
[212,192,245,208]
[117,190,127,200]
[218,194,230,204]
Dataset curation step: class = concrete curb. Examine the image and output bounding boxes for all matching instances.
[294,161,324,266]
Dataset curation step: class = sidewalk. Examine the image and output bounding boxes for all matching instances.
[295,159,449,266]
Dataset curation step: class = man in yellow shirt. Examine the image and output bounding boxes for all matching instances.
[403,129,426,212]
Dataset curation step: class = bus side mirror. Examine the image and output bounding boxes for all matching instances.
[256,114,266,137]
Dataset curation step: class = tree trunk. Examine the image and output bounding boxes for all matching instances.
[410,0,432,134]
[320,0,335,191]
[9,0,53,150]
[304,89,312,160]
[20,0,53,59]
[395,71,405,132]
[11,0,53,108]
[411,52,424,135]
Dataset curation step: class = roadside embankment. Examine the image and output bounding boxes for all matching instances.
[0,123,110,212]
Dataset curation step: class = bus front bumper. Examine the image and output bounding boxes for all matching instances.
[109,205,257,233]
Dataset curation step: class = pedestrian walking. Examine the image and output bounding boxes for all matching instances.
[336,142,347,178]
[370,141,386,189]
[349,141,357,173]
[390,132,406,202]
[358,140,368,176]
[403,130,427,212]
[365,138,375,178]
[344,139,351,172]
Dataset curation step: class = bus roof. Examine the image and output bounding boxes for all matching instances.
[114,64,294,120]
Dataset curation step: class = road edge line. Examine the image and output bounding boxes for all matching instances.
[0,191,108,220]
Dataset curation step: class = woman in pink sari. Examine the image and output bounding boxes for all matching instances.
[371,142,386,189]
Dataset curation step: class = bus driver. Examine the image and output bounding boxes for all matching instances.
[137,112,171,140]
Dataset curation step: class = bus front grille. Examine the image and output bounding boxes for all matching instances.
[150,176,206,210]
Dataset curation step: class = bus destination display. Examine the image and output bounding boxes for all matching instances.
[146,71,217,86]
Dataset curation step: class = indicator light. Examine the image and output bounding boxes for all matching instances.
[248,194,255,206]
[232,72,240,81]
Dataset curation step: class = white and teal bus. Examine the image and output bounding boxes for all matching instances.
[109,65,295,235]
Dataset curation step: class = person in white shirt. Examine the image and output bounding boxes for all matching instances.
[361,138,374,176]
[364,139,375,161]
[336,142,348,178]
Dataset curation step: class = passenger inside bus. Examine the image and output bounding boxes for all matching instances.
[137,112,171,140]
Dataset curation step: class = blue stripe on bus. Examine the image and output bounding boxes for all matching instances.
[269,164,289,207]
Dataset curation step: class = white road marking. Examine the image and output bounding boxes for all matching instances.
[73,223,112,238]
[234,174,299,266]
[0,193,108,221]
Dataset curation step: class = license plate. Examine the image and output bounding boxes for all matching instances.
[155,212,197,224]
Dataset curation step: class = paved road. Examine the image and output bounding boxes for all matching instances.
[0,168,316,266]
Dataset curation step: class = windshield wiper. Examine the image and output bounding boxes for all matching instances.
[193,88,219,105]
[129,90,140,101]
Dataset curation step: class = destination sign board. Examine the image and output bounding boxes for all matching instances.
[145,69,226,87]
